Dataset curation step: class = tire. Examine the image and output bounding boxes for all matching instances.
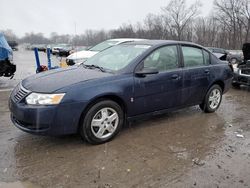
[80,100,124,144]
[199,84,222,113]
[230,58,238,64]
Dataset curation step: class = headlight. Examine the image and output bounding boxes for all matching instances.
[26,93,65,105]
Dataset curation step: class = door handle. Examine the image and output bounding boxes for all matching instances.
[171,74,180,80]
[204,69,210,74]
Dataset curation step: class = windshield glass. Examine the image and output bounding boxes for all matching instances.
[84,44,151,71]
[89,40,119,52]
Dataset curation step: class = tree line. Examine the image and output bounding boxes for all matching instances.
[1,0,250,50]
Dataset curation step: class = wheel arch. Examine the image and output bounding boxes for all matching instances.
[78,94,127,131]
[202,80,225,103]
[211,80,225,93]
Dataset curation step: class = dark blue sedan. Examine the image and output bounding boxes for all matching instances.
[9,40,233,144]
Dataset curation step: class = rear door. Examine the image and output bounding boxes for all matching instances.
[132,45,183,115]
[180,46,211,106]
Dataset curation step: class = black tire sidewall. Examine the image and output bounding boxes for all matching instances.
[203,85,222,113]
[80,100,124,144]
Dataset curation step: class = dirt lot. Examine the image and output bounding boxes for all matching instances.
[0,50,250,188]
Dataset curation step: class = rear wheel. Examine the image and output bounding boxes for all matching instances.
[80,100,124,144]
[200,85,222,113]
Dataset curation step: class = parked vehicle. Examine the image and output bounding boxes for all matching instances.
[52,44,71,55]
[227,50,244,64]
[232,43,250,87]
[26,44,47,52]
[36,44,47,52]
[9,40,233,144]
[0,33,16,78]
[58,46,73,57]
[207,47,228,61]
[66,38,145,66]
[7,40,18,51]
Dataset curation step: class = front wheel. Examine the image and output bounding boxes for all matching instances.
[80,100,124,144]
[200,85,222,113]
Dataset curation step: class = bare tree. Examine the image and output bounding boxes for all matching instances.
[4,0,250,50]
[0,29,19,42]
[214,0,250,49]
[20,32,49,44]
[239,0,250,42]
[162,0,201,41]
[110,23,136,38]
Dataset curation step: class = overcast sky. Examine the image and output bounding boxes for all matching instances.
[1,0,213,37]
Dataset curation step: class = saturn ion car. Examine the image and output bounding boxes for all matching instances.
[9,40,233,144]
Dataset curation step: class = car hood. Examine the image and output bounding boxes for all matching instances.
[67,50,98,60]
[22,66,111,93]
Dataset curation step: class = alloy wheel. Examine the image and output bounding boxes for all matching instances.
[90,107,119,139]
[208,88,221,109]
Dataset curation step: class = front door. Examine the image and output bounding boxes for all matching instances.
[132,45,183,115]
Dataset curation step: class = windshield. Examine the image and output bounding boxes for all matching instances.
[89,40,119,52]
[84,44,151,71]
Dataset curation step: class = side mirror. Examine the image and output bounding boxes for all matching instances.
[135,67,159,77]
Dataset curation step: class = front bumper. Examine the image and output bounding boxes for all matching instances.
[9,95,87,136]
[233,72,250,85]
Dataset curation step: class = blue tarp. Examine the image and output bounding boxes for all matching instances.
[0,33,13,61]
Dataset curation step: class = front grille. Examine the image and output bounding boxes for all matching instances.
[239,77,249,83]
[12,84,30,103]
[241,69,250,75]
[13,116,49,130]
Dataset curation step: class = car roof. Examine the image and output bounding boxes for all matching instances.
[107,38,146,43]
[122,40,205,48]
[207,47,225,49]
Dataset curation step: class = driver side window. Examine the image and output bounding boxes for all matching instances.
[143,45,179,72]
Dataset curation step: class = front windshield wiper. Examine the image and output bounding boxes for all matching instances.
[82,64,106,72]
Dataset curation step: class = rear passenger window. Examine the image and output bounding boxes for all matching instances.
[182,46,204,67]
[203,50,210,65]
